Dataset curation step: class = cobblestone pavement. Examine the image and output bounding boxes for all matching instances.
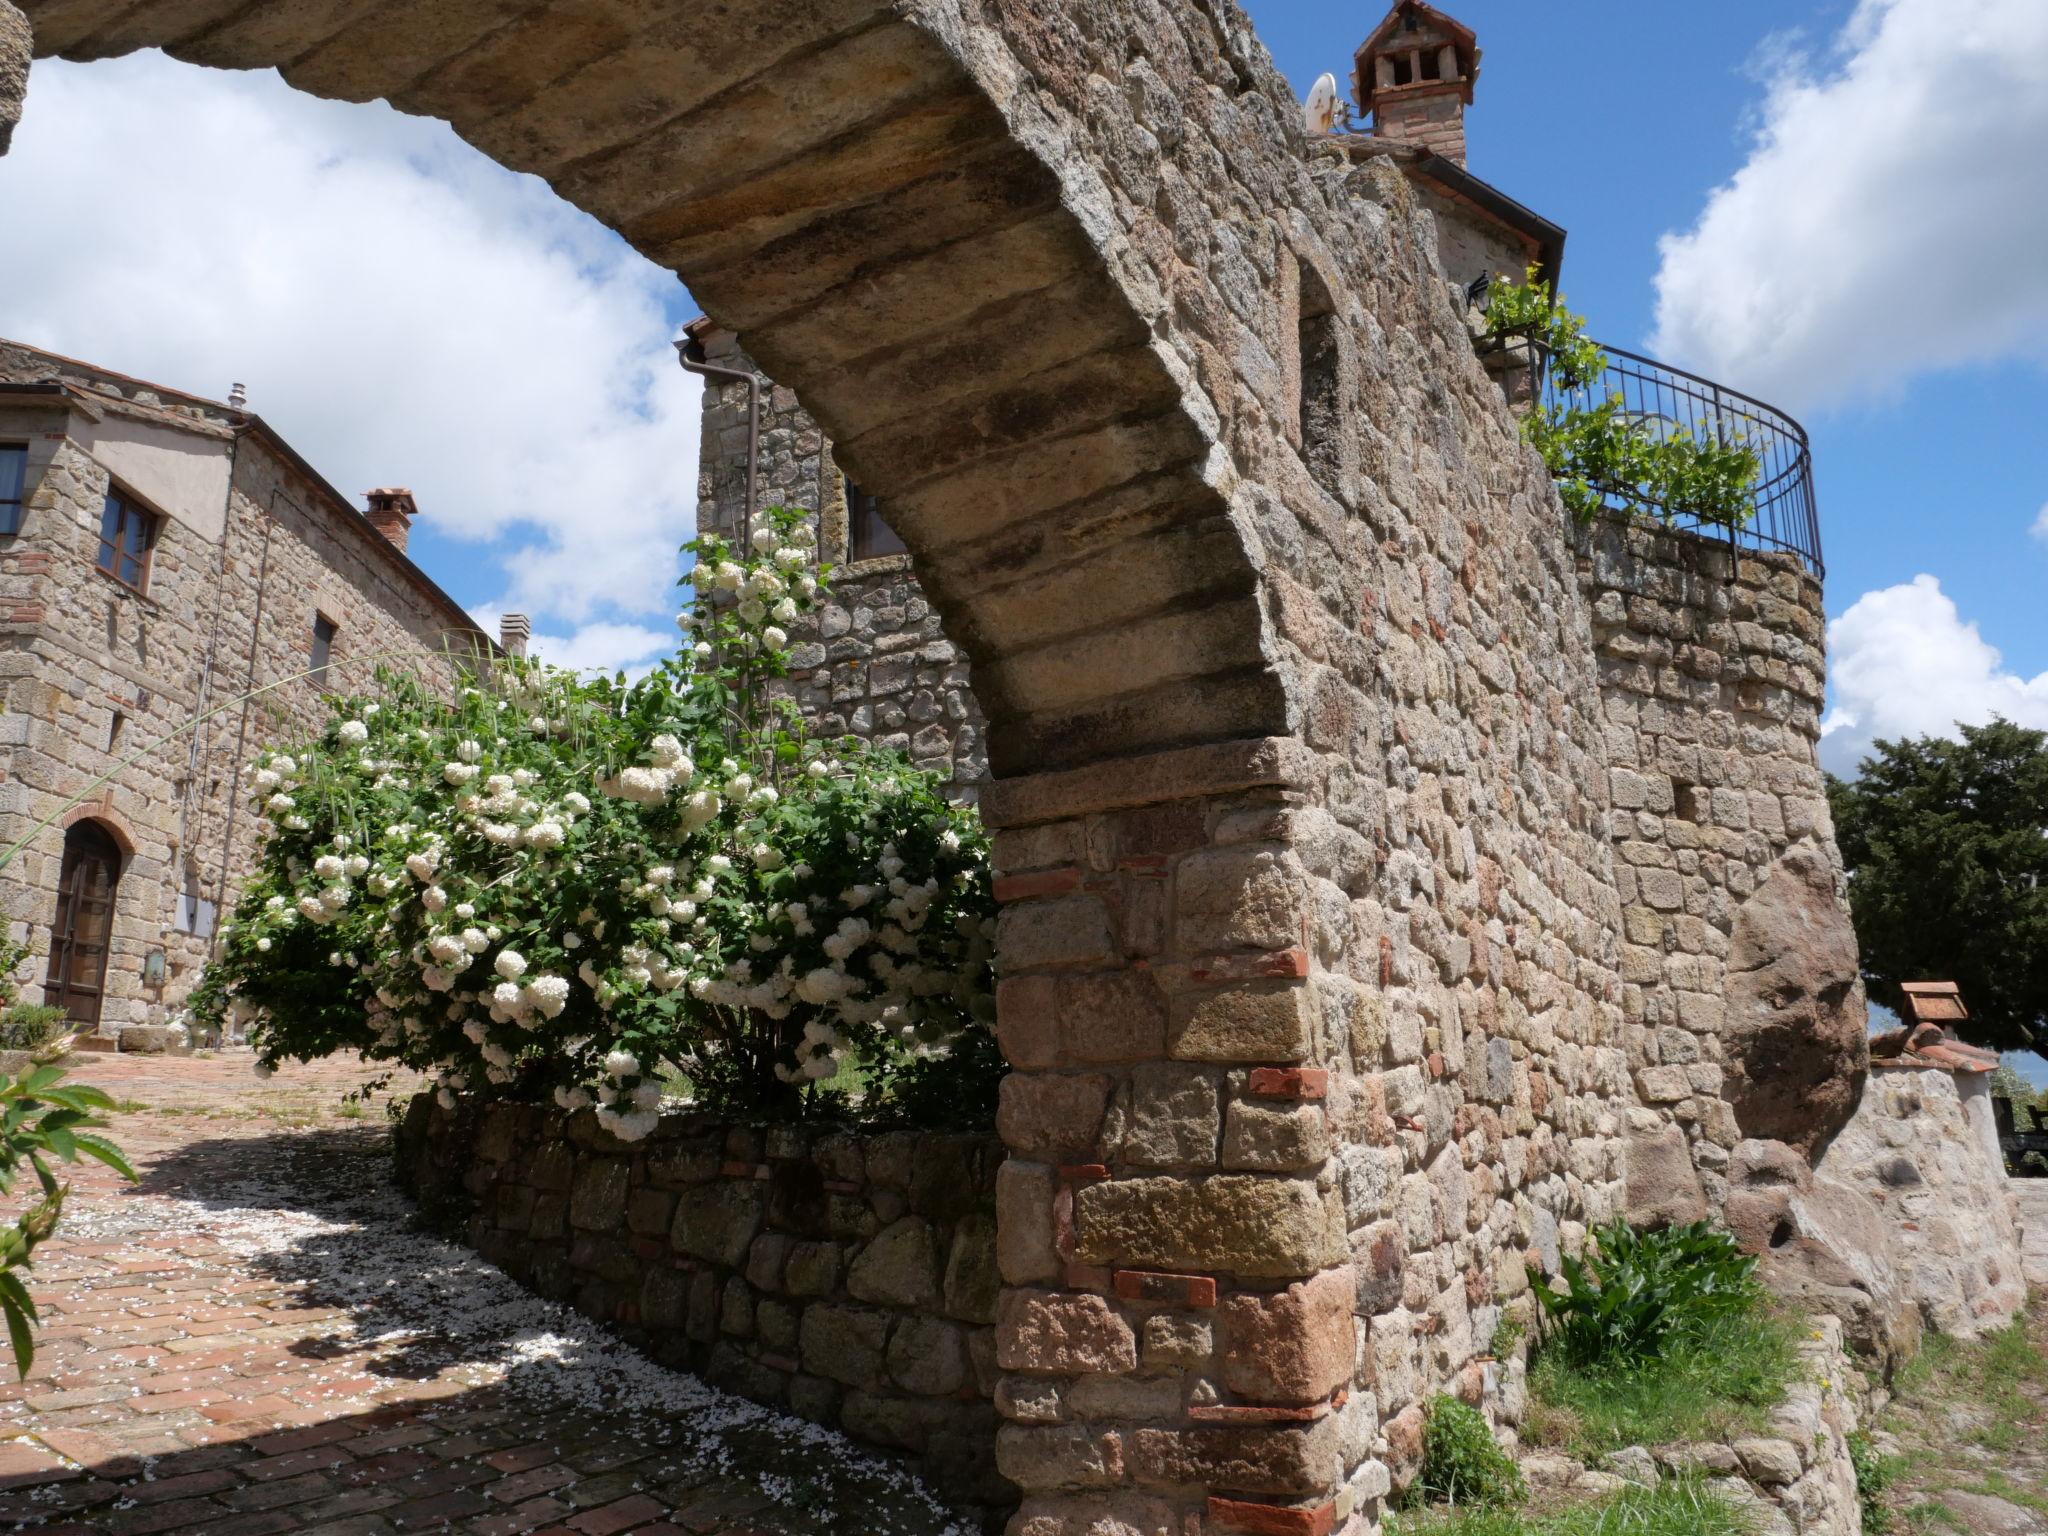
[2018,1178,2048,1291]
[0,1051,979,1536]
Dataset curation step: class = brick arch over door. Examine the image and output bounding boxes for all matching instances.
[12,0,1284,777]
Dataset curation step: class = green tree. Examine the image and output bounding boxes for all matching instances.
[1828,719,2048,1054]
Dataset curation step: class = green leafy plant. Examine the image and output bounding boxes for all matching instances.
[0,1004,69,1053]
[1488,1311,1527,1360]
[1828,720,2048,1057]
[1409,1395,1525,1509]
[192,508,1000,1134]
[1528,1219,1761,1368]
[0,1052,136,1375]
[1484,269,1761,533]
[1387,1475,1758,1536]
[1849,1430,1896,1534]
[1524,1307,1801,1456]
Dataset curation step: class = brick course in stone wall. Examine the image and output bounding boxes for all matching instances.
[395,1093,1010,1513]
[4,3,1919,1531]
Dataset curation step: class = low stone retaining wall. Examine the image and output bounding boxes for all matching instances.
[1521,1315,1863,1536]
[394,1094,1009,1511]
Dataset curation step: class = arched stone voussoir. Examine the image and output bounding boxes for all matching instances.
[11,0,1293,778]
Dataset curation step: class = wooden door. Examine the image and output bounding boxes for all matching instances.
[46,822,121,1028]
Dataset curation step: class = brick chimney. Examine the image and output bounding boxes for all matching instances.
[499,612,530,660]
[363,487,419,554]
[1353,2,1480,168]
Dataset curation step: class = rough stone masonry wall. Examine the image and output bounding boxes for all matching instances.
[394,1095,1010,1513]
[1814,1065,2026,1344]
[1578,522,1861,1187]
[690,45,1641,1535]
[11,4,1660,1531]
[692,326,987,799]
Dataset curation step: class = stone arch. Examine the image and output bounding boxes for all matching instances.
[59,797,137,861]
[12,0,1285,779]
[6,6,1656,1533]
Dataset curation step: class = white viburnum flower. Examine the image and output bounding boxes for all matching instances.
[337,719,369,745]
[494,950,528,980]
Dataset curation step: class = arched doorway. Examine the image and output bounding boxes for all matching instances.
[46,819,121,1027]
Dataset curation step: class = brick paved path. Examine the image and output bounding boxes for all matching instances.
[0,1052,978,1536]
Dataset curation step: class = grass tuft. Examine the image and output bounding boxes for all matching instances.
[1524,1308,1803,1457]
[1891,1319,2048,1456]
[1389,1476,1759,1536]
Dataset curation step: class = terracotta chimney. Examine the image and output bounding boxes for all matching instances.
[499,612,531,660]
[363,487,419,554]
[1353,2,1481,168]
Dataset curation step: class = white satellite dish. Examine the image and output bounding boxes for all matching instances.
[1304,72,1341,137]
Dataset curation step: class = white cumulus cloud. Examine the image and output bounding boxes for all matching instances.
[1651,0,2048,412]
[2033,503,2048,546]
[0,52,701,638]
[1820,575,2048,773]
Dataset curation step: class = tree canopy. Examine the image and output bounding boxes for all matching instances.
[1827,719,2048,1055]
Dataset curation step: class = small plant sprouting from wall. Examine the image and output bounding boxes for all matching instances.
[1484,270,1762,533]
[1408,1395,1526,1510]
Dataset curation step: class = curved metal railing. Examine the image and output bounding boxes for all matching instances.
[1563,343,1820,575]
[1488,333,1823,577]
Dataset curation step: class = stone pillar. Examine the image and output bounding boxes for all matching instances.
[1,1,30,158]
[1578,519,1867,1207]
[985,738,1370,1536]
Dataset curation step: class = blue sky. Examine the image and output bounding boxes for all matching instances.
[0,3,2041,1074]
[1248,0,2048,783]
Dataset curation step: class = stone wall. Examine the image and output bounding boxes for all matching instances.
[0,345,484,1037]
[3,2,1896,1530]
[1523,1314,1865,1536]
[394,1093,1009,1512]
[691,325,987,798]
[1808,1065,2025,1343]
[1578,521,1865,1201]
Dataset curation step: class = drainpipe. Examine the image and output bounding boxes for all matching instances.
[176,421,244,940]
[676,333,758,550]
[209,488,282,958]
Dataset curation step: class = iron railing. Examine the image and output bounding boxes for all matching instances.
[1485,333,1823,577]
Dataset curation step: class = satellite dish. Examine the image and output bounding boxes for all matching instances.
[1304,72,1341,137]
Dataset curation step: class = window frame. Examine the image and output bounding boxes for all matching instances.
[844,477,908,565]
[309,611,338,690]
[95,484,161,594]
[0,442,28,536]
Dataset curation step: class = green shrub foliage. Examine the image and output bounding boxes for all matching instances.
[0,1004,69,1053]
[1528,1219,1762,1368]
[1485,270,1762,532]
[192,510,1000,1136]
[1413,1395,1525,1509]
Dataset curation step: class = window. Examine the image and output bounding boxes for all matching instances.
[108,710,125,755]
[175,864,217,939]
[0,444,25,535]
[310,613,337,688]
[846,479,907,563]
[1298,265,1344,499]
[96,487,159,591]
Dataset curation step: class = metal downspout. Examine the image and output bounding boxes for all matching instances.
[676,334,758,549]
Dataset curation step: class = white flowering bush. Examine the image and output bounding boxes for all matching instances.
[191,508,1001,1140]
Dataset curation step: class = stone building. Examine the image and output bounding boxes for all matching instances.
[685,0,1561,804]
[6,0,2027,1530]
[0,338,495,1044]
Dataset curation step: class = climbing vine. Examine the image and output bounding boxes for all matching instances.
[1485,269,1761,532]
